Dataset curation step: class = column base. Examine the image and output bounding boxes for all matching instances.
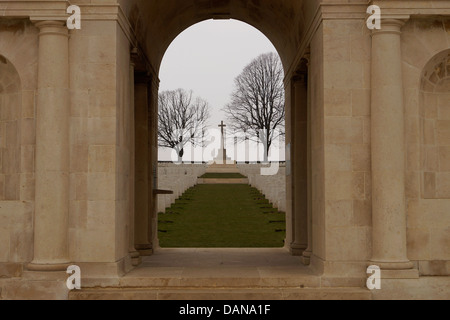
[370,260,414,270]
[22,270,68,281]
[130,250,142,266]
[135,244,153,256]
[74,260,126,288]
[301,250,312,266]
[290,243,307,256]
[380,268,419,279]
[131,257,142,266]
[369,260,419,279]
[27,262,70,272]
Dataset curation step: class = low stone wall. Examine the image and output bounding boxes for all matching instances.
[157,164,207,213]
[0,201,34,277]
[237,164,286,212]
[157,163,287,213]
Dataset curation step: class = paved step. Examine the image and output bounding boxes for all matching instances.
[197,178,249,184]
[205,163,240,173]
[69,287,372,300]
[118,272,321,289]
[205,168,241,173]
[69,249,372,300]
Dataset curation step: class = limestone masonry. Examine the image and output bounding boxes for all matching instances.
[0,0,449,300]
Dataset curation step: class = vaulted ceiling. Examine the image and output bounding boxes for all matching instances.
[120,0,319,75]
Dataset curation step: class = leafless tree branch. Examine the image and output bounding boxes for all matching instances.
[158,89,211,161]
[223,52,285,161]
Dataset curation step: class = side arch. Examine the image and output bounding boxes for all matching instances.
[0,54,22,200]
[420,49,450,199]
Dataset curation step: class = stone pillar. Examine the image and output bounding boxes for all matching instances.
[370,19,415,274]
[302,53,313,265]
[28,21,70,271]
[129,52,141,266]
[284,81,293,248]
[134,74,152,256]
[149,77,159,249]
[290,67,308,256]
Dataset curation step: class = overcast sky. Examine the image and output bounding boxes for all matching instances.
[158,19,282,162]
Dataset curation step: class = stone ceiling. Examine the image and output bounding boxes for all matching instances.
[121,0,316,74]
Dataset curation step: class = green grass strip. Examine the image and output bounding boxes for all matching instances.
[200,172,247,179]
[158,184,286,248]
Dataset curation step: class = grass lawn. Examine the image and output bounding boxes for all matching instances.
[200,172,247,179]
[158,184,286,248]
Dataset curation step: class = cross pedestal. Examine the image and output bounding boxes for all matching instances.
[213,121,232,165]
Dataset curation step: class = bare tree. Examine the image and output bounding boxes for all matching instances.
[223,52,285,162]
[158,89,210,162]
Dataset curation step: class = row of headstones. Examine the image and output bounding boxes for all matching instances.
[156,163,286,213]
[157,164,207,213]
[237,164,287,212]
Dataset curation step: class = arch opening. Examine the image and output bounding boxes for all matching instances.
[0,55,22,201]
[420,49,450,199]
[155,19,288,249]
[129,0,312,261]
[124,0,308,76]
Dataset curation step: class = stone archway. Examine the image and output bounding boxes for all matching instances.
[0,55,21,201]
[128,0,312,261]
[126,0,310,74]
[2,0,450,301]
[420,49,450,199]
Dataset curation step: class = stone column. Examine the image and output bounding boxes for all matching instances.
[129,52,141,266]
[302,53,313,265]
[149,77,159,249]
[290,67,308,256]
[284,80,293,248]
[370,19,414,273]
[28,21,70,271]
[134,74,152,256]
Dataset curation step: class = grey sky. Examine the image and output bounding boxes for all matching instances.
[158,19,280,162]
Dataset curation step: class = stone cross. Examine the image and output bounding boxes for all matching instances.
[218,121,226,151]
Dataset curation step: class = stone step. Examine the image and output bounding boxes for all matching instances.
[118,274,321,289]
[197,178,249,184]
[208,162,237,167]
[205,168,241,173]
[69,287,372,300]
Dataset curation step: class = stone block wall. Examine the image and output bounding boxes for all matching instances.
[0,20,38,276]
[317,17,373,272]
[0,2,447,297]
[68,20,125,264]
[237,164,287,212]
[157,163,207,213]
[401,18,450,275]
